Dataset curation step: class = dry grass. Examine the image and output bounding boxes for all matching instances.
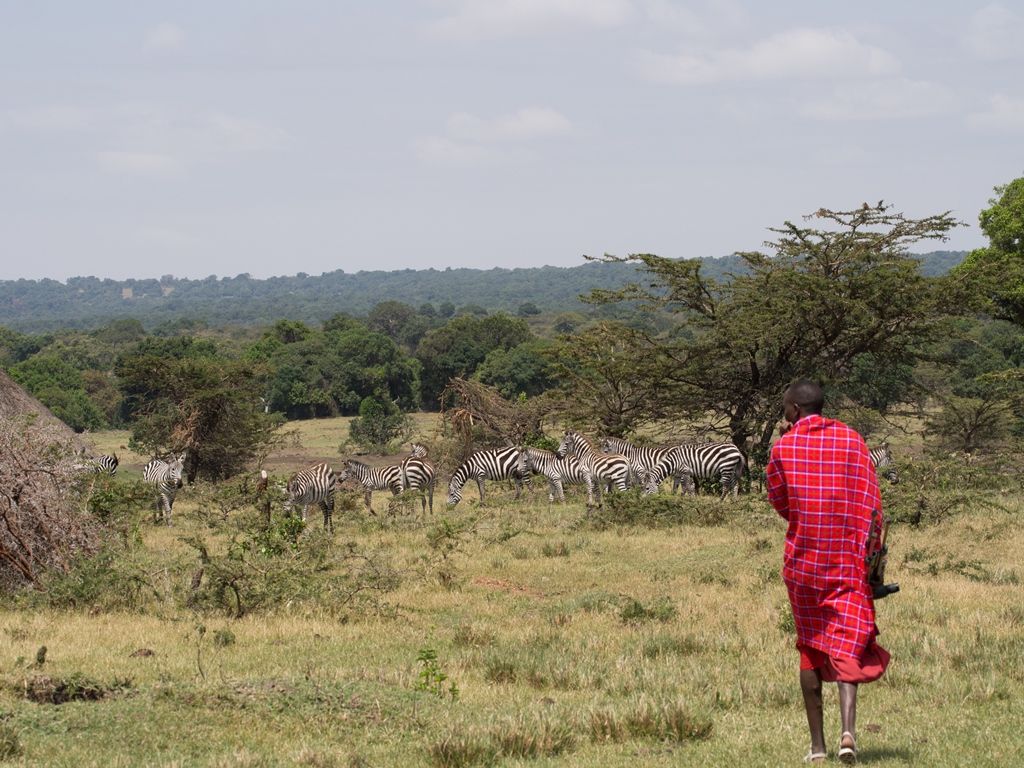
[1,426,1023,766]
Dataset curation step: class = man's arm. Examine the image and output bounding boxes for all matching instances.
[765,450,790,520]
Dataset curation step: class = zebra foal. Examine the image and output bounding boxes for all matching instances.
[518,447,587,503]
[555,431,632,508]
[338,459,403,513]
[142,452,187,525]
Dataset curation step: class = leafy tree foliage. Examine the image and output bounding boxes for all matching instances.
[116,338,281,481]
[956,177,1024,324]
[416,314,532,409]
[253,318,421,419]
[8,353,106,431]
[474,339,556,399]
[582,203,961,452]
[348,395,412,453]
[547,323,667,436]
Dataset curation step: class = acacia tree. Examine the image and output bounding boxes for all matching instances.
[580,203,961,458]
[117,340,282,481]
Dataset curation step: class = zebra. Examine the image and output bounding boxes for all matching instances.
[142,452,187,525]
[599,437,694,493]
[447,447,531,506]
[518,447,588,503]
[338,459,403,512]
[285,462,338,530]
[555,431,633,507]
[400,444,436,514]
[645,442,745,498]
[870,443,899,483]
[73,450,119,476]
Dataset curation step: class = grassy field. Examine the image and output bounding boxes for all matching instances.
[1,424,1023,766]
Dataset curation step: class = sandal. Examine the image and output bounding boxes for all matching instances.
[804,750,827,764]
[839,731,857,764]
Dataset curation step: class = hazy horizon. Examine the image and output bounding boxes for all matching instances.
[3,2,1020,282]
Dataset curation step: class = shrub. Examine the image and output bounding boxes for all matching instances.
[585,492,729,529]
[0,419,100,593]
[348,396,412,453]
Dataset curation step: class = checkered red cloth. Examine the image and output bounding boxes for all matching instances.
[766,414,886,666]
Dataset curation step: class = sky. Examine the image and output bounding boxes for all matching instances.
[1,1,1022,282]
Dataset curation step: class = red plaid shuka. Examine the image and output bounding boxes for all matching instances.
[766,414,888,680]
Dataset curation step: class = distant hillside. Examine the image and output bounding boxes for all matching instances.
[0,251,966,332]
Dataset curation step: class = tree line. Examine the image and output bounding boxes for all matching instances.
[3,180,1023,483]
[0,252,963,332]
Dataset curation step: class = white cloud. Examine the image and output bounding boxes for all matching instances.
[447,107,572,142]
[967,94,1024,133]
[416,106,571,167]
[964,4,1024,61]
[96,150,181,178]
[412,136,502,167]
[146,22,184,52]
[3,105,95,132]
[801,79,955,122]
[425,0,632,40]
[641,0,746,36]
[205,113,287,153]
[636,27,899,84]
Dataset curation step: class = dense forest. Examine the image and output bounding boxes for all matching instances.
[0,251,965,332]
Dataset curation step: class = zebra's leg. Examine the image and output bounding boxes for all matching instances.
[512,476,522,500]
[163,491,174,526]
[363,488,373,512]
[322,497,333,532]
[427,480,434,515]
[476,476,486,503]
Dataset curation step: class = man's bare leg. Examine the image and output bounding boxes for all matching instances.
[800,669,826,756]
[838,682,858,760]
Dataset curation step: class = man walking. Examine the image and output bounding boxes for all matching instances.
[766,380,890,765]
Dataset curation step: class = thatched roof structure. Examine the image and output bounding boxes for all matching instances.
[0,368,87,450]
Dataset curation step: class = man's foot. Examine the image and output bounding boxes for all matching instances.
[838,731,857,764]
[804,750,827,765]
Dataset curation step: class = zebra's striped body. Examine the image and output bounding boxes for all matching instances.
[400,446,436,515]
[645,442,745,498]
[286,462,338,530]
[869,444,899,483]
[339,459,403,512]
[555,431,632,507]
[74,451,119,476]
[519,447,587,502]
[142,453,186,525]
[447,447,530,506]
[600,437,693,493]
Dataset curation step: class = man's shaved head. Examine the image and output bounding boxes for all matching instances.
[784,379,824,415]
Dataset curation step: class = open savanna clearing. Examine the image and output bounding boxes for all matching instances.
[1,430,1023,767]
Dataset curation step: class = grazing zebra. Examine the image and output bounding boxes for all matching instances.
[870,443,899,483]
[447,447,530,506]
[400,445,436,515]
[518,447,588,502]
[286,462,338,531]
[74,450,119,476]
[645,442,745,498]
[600,437,694,493]
[339,459,403,512]
[555,431,633,507]
[142,452,187,525]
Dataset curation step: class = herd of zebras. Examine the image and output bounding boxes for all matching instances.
[280,433,899,530]
[74,436,898,530]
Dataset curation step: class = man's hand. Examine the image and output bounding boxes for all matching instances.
[778,419,794,436]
